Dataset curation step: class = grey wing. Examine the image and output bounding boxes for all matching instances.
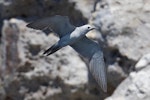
[27,15,75,37]
[71,37,107,92]
[89,51,107,92]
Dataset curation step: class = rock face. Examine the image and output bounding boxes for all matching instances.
[69,0,98,18]
[105,55,150,100]
[1,19,20,76]
[0,0,98,21]
[0,0,150,100]
[90,0,150,61]
[135,53,150,71]
[0,0,87,26]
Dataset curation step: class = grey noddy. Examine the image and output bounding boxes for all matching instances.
[26,15,107,92]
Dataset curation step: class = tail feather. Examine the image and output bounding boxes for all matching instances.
[43,44,61,56]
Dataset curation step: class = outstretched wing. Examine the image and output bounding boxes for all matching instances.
[71,37,107,92]
[27,15,75,37]
[89,51,107,92]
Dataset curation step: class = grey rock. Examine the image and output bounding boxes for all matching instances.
[91,0,150,61]
[0,0,86,26]
[105,64,150,100]
[1,19,20,76]
[107,64,127,88]
[135,53,150,71]
[69,0,98,18]
[1,0,149,99]
[0,79,5,100]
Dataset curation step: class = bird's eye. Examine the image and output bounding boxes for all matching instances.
[88,27,90,29]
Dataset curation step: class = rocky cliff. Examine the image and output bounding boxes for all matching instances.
[0,0,150,100]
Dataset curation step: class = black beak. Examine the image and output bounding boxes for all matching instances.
[90,27,96,30]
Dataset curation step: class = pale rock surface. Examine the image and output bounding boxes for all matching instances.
[69,0,98,18]
[0,0,149,99]
[105,64,150,100]
[90,0,150,61]
[135,53,150,71]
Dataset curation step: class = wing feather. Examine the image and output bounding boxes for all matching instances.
[71,37,107,92]
[27,15,75,37]
[89,51,107,92]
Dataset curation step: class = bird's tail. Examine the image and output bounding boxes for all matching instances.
[43,43,61,56]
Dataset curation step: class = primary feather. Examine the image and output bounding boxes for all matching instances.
[27,15,75,37]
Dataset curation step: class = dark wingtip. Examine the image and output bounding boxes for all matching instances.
[43,50,49,55]
[26,23,33,28]
[43,51,46,55]
[43,51,52,56]
[43,48,53,56]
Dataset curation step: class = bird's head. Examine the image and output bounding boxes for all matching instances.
[78,24,95,35]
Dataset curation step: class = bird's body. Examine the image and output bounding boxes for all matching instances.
[71,37,99,58]
[27,15,107,92]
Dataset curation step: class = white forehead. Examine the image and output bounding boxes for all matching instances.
[83,24,91,27]
[80,24,91,29]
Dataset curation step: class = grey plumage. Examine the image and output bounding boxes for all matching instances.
[27,15,75,37]
[27,15,107,92]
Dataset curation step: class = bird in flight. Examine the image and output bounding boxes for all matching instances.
[26,15,107,92]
